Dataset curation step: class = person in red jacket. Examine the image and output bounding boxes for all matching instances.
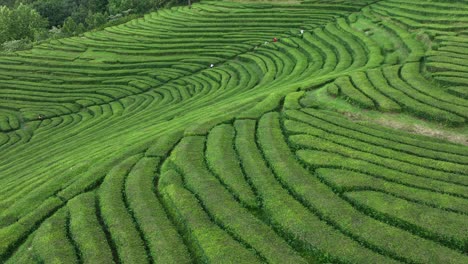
[273,37,278,42]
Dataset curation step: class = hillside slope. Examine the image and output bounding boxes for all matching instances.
[0,0,467,263]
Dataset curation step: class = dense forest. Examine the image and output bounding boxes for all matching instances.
[0,0,193,51]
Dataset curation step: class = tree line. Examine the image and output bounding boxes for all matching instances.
[0,0,195,52]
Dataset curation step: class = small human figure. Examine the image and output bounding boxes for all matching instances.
[273,37,278,42]
[210,64,214,68]
[264,41,269,45]
[300,29,304,35]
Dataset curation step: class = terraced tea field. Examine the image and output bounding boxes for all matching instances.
[1,0,467,263]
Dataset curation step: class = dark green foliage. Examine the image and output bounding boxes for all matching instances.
[108,0,157,14]
[0,4,47,44]
[85,11,107,29]
[31,0,78,27]
[62,16,78,36]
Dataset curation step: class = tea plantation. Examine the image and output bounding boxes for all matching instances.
[0,0,467,263]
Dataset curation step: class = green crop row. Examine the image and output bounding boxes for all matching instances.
[375,2,468,22]
[288,109,468,164]
[303,31,337,74]
[236,117,397,263]
[334,75,376,109]
[336,18,384,67]
[345,191,468,252]
[368,67,465,126]
[98,154,149,263]
[169,135,306,263]
[372,6,466,33]
[125,157,191,263]
[297,150,468,260]
[316,26,352,72]
[160,183,263,264]
[0,161,86,223]
[31,208,79,263]
[289,131,467,185]
[0,197,63,260]
[378,19,425,62]
[3,235,37,264]
[284,112,468,173]
[206,124,258,208]
[259,111,468,263]
[349,71,401,112]
[303,107,467,155]
[316,168,468,214]
[402,63,468,106]
[290,37,324,76]
[447,86,468,99]
[325,23,367,69]
[238,93,283,120]
[382,0,468,12]
[387,65,467,119]
[431,75,468,87]
[295,147,468,198]
[426,61,468,76]
[68,192,115,264]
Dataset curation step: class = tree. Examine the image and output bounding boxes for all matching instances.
[1,0,16,7]
[108,0,158,14]
[71,5,90,25]
[85,11,107,29]
[164,0,197,8]
[108,0,131,14]
[76,22,86,34]
[32,0,77,27]
[2,39,33,52]
[0,6,14,43]
[0,4,47,44]
[80,0,108,13]
[62,16,77,36]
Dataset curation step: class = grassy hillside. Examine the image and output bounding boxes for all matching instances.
[0,0,467,263]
